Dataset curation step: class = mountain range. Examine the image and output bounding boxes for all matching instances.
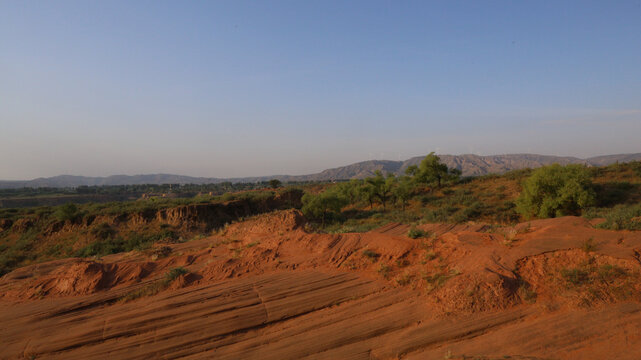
[1,153,640,189]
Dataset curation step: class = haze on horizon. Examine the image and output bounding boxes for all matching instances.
[1,1,640,181]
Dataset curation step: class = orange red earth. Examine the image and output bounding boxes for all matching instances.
[1,210,641,359]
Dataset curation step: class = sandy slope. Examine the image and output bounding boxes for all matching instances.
[2,210,641,359]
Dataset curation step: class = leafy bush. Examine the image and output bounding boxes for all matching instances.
[268,179,282,189]
[301,191,348,226]
[516,164,596,218]
[422,206,458,223]
[596,204,641,230]
[451,201,483,223]
[0,229,39,276]
[362,249,380,260]
[581,237,597,252]
[54,203,80,222]
[75,229,177,258]
[165,267,189,281]
[91,223,116,240]
[407,227,429,239]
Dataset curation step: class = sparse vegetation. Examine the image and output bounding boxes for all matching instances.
[595,203,641,230]
[560,262,633,300]
[362,249,380,260]
[120,267,190,302]
[561,267,591,286]
[581,237,597,253]
[407,227,429,239]
[423,269,460,291]
[2,161,641,278]
[378,263,391,279]
[0,188,301,276]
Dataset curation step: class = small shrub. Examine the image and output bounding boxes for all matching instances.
[561,268,590,286]
[395,272,412,286]
[91,223,116,240]
[517,282,537,304]
[362,249,380,260]
[596,204,641,230]
[581,237,597,253]
[423,250,437,261]
[407,227,429,239]
[150,245,172,260]
[378,263,391,279]
[423,269,460,290]
[54,203,80,222]
[165,267,189,282]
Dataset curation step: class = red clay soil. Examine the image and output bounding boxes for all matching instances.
[2,210,641,359]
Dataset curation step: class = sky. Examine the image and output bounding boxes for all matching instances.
[1,1,640,180]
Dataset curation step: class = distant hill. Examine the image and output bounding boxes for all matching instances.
[1,153,640,189]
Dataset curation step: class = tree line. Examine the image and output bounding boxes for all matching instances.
[301,153,461,225]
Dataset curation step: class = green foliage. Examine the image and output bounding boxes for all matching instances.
[422,206,458,223]
[74,230,177,258]
[278,187,304,208]
[362,249,380,260]
[407,227,429,239]
[91,223,116,240]
[55,203,80,222]
[301,191,348,226]
[423,269,460,290]
[0,229,39,276]
[268,179,282,189]
[581,237,597,253]
[393,176,414,210]
[377,263,391,279]
[165,267,189,282]
[365,171,396,209]
[596,204,641,230]
[516,164,596,218]
[414,152,460,188]
[561,264,628,288]
[333,180,363,204]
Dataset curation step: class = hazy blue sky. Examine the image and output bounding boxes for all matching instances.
[1,1,640,180]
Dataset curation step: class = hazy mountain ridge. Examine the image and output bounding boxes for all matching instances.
[1,153,639,189]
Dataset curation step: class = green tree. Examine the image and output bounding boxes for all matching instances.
[268,179,282,189]
[334,179,362,204]
[301,192,348,227]
[414,152,460,188]
[365,171,395,210]
[55,203,79,222]
[393,175,414,210]
[516,164,596,219]
[358,180,377,209]
[405,165,419,177]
